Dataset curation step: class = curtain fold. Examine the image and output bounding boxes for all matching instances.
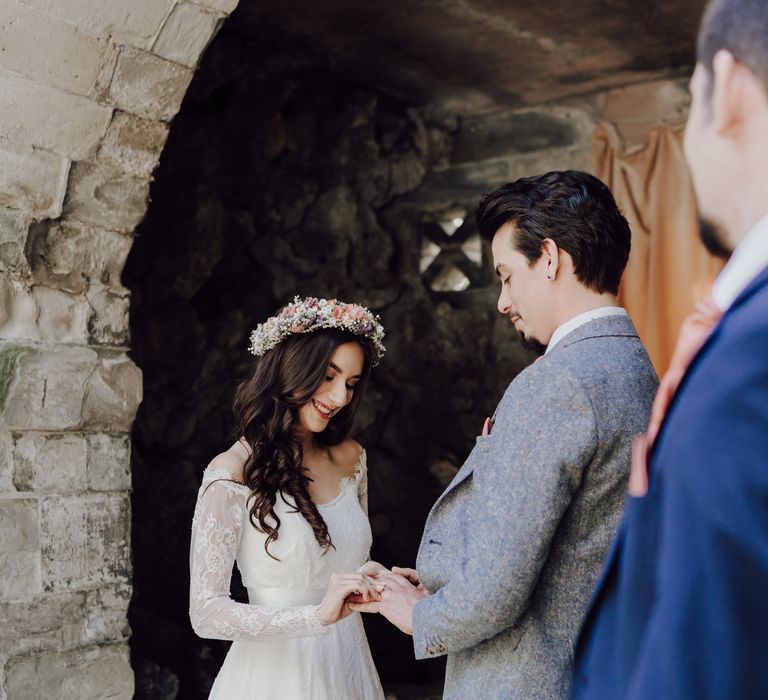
[593,122,724,374]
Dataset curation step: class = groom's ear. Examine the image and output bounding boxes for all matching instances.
[541,239,560,280]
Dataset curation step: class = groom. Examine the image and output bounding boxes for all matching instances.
[351,170,657,699]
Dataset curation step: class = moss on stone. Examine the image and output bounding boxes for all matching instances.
[0,345,29,414]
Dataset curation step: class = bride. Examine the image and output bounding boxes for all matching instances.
[189,297,387,699]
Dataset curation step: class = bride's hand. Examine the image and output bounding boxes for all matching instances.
[357,560,390,578]
[316,573,384,625]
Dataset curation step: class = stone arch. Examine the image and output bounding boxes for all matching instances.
[0,2,238,696]
[119,13,515,695]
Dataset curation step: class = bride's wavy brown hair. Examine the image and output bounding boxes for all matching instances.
[233,328,373,559]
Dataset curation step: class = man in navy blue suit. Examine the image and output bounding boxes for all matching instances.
[572,0,768,698]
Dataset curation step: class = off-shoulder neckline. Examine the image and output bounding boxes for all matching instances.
[202,449,366,507]
[316,449,365,508]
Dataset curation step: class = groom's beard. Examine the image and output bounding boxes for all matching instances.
[518,330,547,356]
[698,215,732,259]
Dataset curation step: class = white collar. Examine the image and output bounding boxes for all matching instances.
[712,213,768,311]
[545,306,628,355]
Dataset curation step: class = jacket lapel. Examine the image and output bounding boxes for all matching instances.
[650,265,768,462]
[426,437,489,519]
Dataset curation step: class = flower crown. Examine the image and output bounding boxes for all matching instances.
[248,296,386,366]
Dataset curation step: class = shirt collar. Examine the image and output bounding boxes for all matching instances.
[545,306,628,355]
[712,213,768,311]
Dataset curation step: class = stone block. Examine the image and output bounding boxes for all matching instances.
[87,434,131,492]
[390,151,426,196]
[153,3,221,68]
[0,428,14,492]
[0,592,86,656]
[0,498,42,599]
[13,433,88,493]
[108,46,194,121]
[0,498,39,552]
[0,1,105,95]
[1,344,97,430]
[63,160,150,233]
[82,352,142,432]
[25,219,133,293]
[86,284,131,346]
[3,283,102,349]
[16,0,175,50]
[0,72,111,160]
[0,279,40,341]
[0,344,30,413]
[0,142,69,219]
[191,0,240,13]
[40,493,130,591]
[299,186,357,262]
[32,286,90,344]
[97,111,169,177]
[451,108,585,163]
[0,551,41,598]
[84,582,131,643]
[85,227,134,288]
[4,643,134,700]
[25,220,89,295]
[0,209,30,273]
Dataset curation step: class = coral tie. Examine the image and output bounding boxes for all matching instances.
[628,295,723,496]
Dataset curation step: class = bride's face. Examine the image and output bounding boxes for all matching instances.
[296,342,364,434]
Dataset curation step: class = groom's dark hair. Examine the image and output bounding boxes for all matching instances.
[476,170,631,296]
[697,0,768,97]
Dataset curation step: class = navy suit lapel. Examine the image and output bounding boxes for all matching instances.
[650,265,768,465]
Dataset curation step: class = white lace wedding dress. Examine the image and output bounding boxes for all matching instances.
[189,449,385,699]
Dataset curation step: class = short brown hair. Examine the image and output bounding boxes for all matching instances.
[476,170,631,296]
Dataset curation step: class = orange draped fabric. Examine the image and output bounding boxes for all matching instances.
[593,123,724,374]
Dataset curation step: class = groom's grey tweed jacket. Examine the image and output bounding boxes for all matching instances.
[413,315,657,700]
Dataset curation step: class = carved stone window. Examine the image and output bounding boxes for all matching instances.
[420,208,490,294]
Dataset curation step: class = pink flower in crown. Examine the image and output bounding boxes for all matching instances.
[332,306,344,320]
[289,324,305,333]
[347,305,365,321]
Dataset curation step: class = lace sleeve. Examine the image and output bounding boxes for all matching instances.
[189,467,329,641]
[356,449,369,516]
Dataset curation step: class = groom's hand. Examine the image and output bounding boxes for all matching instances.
[391,566,424,589]
[347,572,431,635]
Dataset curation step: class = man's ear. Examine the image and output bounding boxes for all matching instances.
[711,49,753,135]
[541,238,560,280]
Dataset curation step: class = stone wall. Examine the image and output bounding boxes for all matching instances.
[410,77,690,209]
[0,2,238,698]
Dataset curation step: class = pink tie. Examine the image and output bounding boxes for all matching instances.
[628,295,723,496]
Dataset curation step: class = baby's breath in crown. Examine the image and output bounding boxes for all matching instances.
[248,296,386,366]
